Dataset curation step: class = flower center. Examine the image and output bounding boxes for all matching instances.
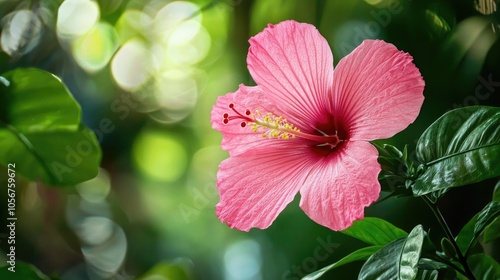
[222,103,342,148]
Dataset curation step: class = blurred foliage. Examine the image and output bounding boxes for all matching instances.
[0,0,499,279]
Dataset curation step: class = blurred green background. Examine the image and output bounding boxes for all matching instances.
[0,0,499,279]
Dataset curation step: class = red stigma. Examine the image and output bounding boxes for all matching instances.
[222,103,254,126]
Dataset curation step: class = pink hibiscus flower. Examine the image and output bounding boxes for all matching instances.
[210,20,424,231]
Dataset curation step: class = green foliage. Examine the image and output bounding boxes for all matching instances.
[483,181,500,244]
[0,68,101,186]
[493,180,500,202]
[358,225,425,280]
[416,259,457,280]
[456,254,500,280]
[341,217,408,246]
[301,246,383,280]
[304,218,407,279]
[374,143,424,201]
[482,216,500,244]
[310,106,500,279]
[455,201,500,257]
[413,106,500,196]
[400,225,425,279]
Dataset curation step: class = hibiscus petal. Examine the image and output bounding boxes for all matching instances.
[332,40,425,141]
[216,141,313,231]
[247,20,334,129]
[211,84,285,156]
[299,141,381,231]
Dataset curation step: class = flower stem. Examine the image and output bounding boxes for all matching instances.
[421,195,477,280]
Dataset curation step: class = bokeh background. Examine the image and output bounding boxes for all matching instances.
[0,0,499,279]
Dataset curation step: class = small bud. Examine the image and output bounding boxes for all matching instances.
[441,238,457,259]
[383,144,403,159]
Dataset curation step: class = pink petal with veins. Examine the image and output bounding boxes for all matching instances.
[332,40,425,141]
[247,20,334,130]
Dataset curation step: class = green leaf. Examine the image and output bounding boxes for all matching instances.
[440,238,457,259]
[0,68,81,133]
[483,181,500,244]
[418,258,448,271]
[341,217,408,246]
[0,68,101,186]
[0,124,101,186]
[455,214,482,257]
[0,262,50,280]
[301,246,383,280]
[358,238,405,280]
[474,201,500,235]
[413,106,500,196]
[467,254,500,280]
[482,216,500,244]
[493,180,500,202]
[400,225,425,279]
[456,201,500,256]
[358,225,425,280]
[417,259,457,280]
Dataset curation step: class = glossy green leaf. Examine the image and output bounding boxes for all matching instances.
[0,68,101,186]
[400,225,425,279]
[301,245,382,280]
[0,68,81,133]
[358,238,405,280]
[413,106,500,196]
[358,225,425,280]
[0,262,50,280]
[341,217,408,246]
[456,201,500,256]
[0,124,101,186]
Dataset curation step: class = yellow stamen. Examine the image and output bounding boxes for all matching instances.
[251,112,300,140]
